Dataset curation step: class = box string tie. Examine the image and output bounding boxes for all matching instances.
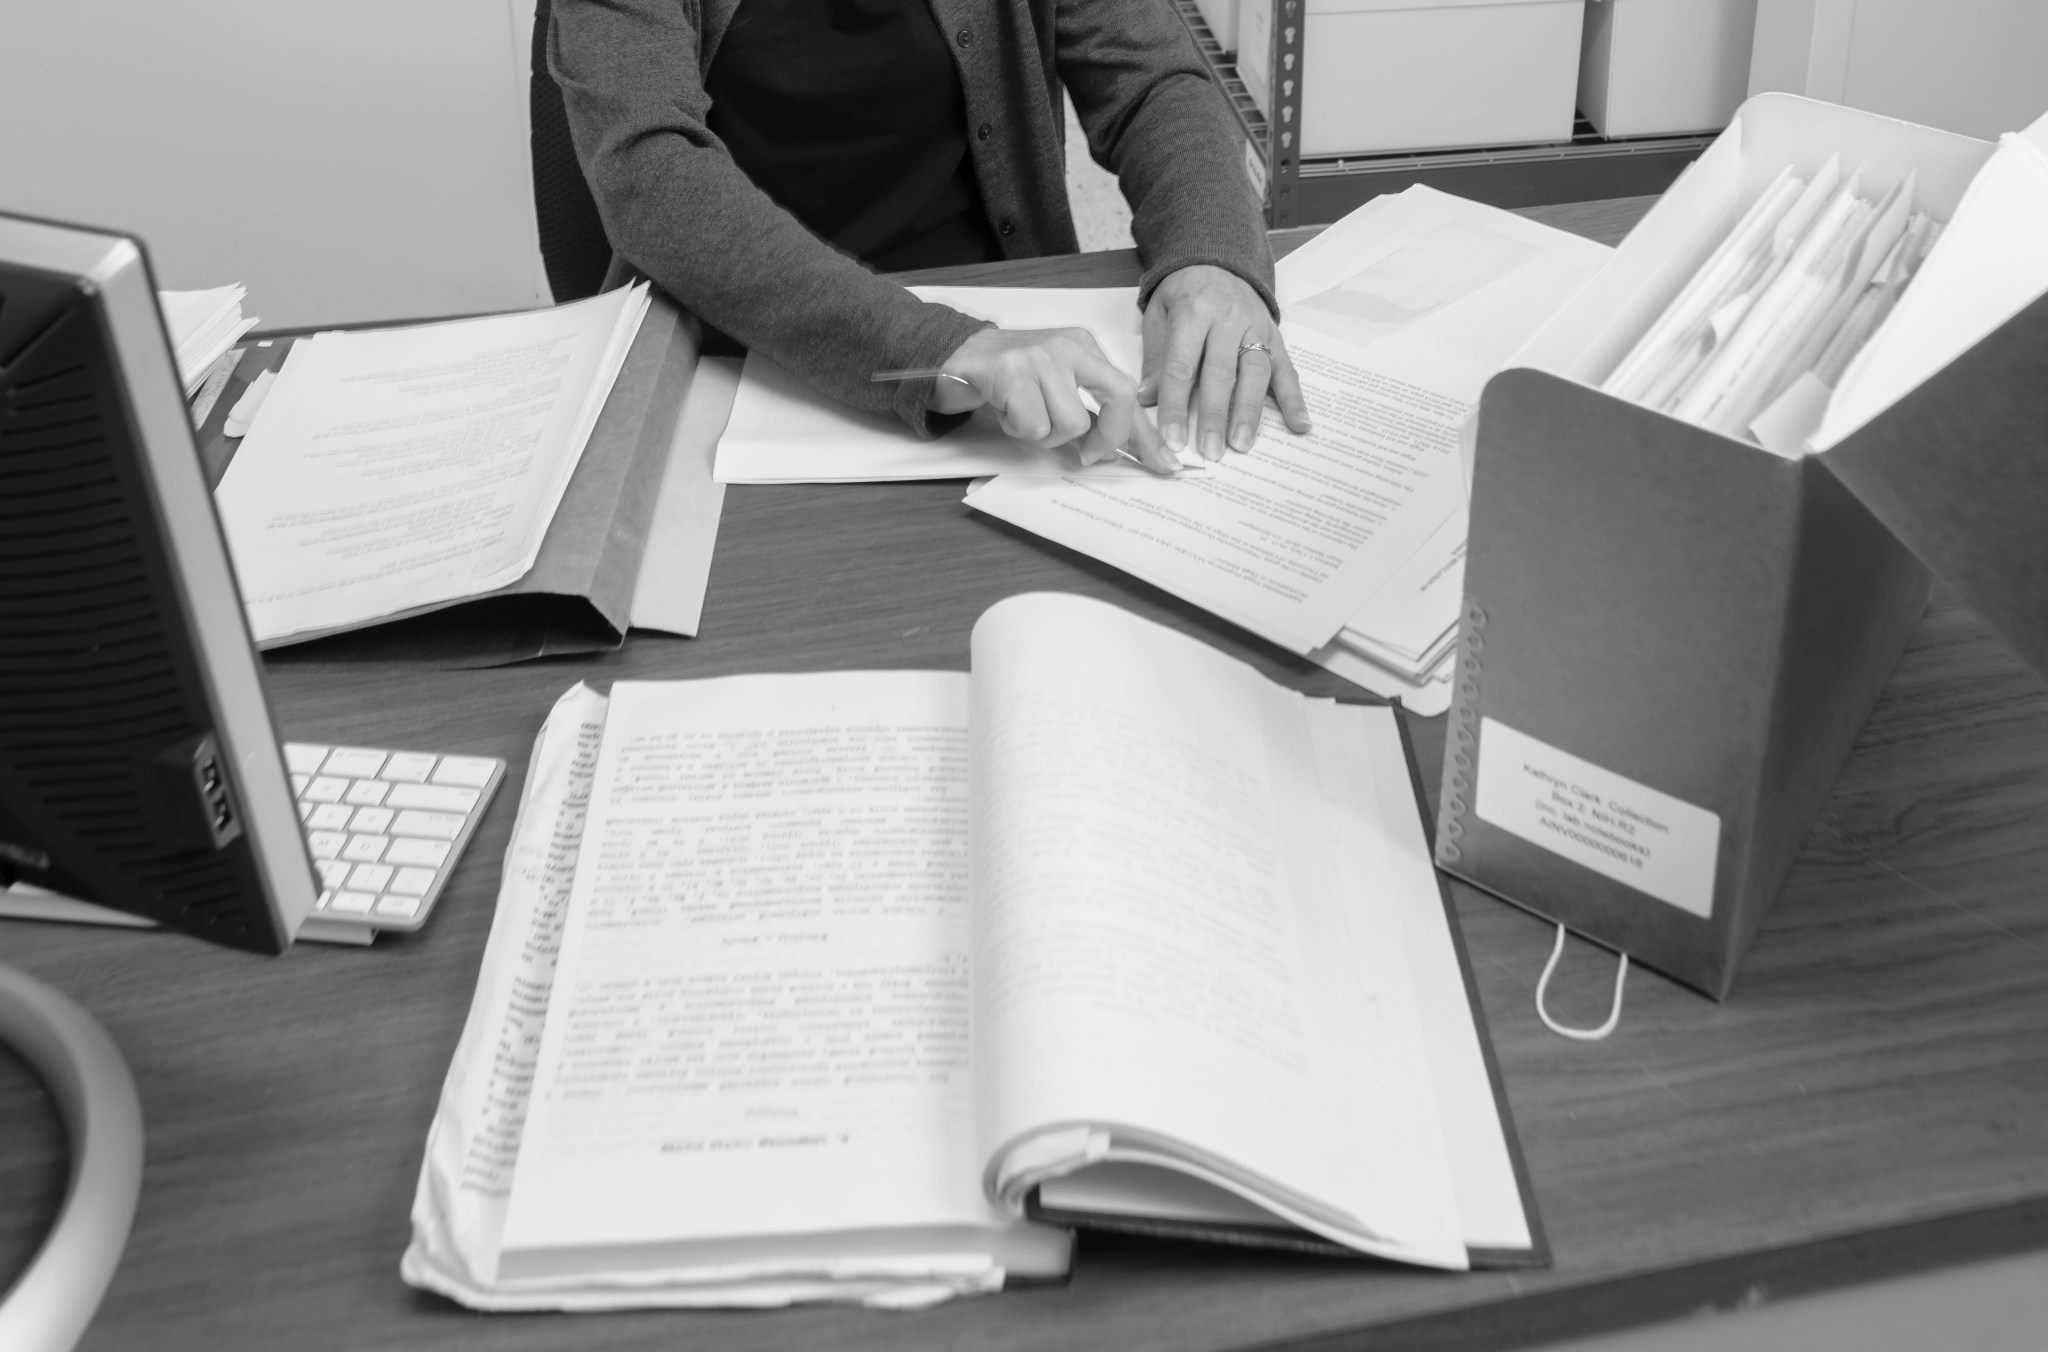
[1535,924,1628,1041]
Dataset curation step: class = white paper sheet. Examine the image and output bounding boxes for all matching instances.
[629,356,735,637]
[966,326,1468,656]
[1278,186,1613,373]
[1339,513,1465,665]
[159,284,258,394]
[215,283,650,644]
[1306,638,1454,716]
[715,286,1200,483]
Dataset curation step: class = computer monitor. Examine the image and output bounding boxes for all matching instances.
[0,211,315,952]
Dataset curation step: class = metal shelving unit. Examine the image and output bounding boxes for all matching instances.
[1176,0,1717,227]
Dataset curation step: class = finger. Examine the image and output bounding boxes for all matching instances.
[1126,403,1177,474]
[1070,348,1136,453]
[1138,300,1168,407]
[1036,374,1094,450]
[1025,332,1105,448]
[990,376,1052,444]
[1268,335,1313,435]
[1196,323,1248,461]
[1228,344,1273,452]
[1153,312,1207,455]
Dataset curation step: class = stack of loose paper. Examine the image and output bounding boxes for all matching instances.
[214,283,651,647]
[158,284,259,395]
[715,285,1204,482]
[967,188,1611,713]
[1814,109,2048,454]
[1602,154,1946,453]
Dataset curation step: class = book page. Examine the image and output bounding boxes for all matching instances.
[966,593,1466,1266]
[214,283,648,644]
[500,672,1030,1270]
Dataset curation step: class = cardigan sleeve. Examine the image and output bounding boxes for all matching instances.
[1053,0,1279,318]
[549,0,988,435]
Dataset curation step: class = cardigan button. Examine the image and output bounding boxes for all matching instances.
[956,28,973,47]
[977,122,992,141]
[998,220,1015,237]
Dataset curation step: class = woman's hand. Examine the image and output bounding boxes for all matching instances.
[1140,264,1312,460]
[932,326,1179,473]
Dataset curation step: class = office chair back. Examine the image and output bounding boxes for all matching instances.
[530,0,614,303]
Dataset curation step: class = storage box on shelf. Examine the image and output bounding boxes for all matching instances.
[1578,0,1759,137]
[1174,0,1716,227]
[1194,0,1243,53]
[1238,0,1585,156]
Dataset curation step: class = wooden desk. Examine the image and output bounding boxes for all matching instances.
[5,201,2048,1352]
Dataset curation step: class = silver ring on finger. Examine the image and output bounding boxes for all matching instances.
[1238,340,1271,357]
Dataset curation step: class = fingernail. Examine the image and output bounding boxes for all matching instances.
[1201,431,1224,461]
[1164,423,1186,451]
[1229,424,1253,452]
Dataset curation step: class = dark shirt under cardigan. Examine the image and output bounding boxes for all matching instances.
[706,0,1003,273]
[549,0,1277,435]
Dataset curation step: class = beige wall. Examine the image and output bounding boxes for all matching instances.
[0,2,548,328]
[1750,0,2048,139]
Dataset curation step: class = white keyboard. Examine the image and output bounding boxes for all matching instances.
[283,742,505,933]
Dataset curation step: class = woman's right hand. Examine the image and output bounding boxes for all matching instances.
[930,327,1179,474]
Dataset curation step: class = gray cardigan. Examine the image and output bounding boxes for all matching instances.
[549,0,1278,434]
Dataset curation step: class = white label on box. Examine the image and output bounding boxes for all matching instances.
[1474,717,1719,919]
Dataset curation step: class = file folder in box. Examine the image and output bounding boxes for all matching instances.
[1432,94,2048,998]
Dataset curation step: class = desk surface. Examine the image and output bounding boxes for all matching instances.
[5,200,2048,1352]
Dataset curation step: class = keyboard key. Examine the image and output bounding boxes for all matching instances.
[348,863,394,892]
[344,779,390,807]
[288,743,499,934]
[431,756,496,788]
[348,806,394,835]
[383,752,437,783]
[394,810,463,840]
[386,783,480,813]
[307,803,353,831]
[322,747,388,778]
[385,837,451,868]
[391,867,436,896]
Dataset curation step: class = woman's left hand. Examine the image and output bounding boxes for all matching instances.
[1140,264,1313,461]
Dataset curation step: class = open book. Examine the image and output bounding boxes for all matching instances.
[406,594,1540,1308]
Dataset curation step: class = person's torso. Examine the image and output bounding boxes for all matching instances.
[704,0,1003,271]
